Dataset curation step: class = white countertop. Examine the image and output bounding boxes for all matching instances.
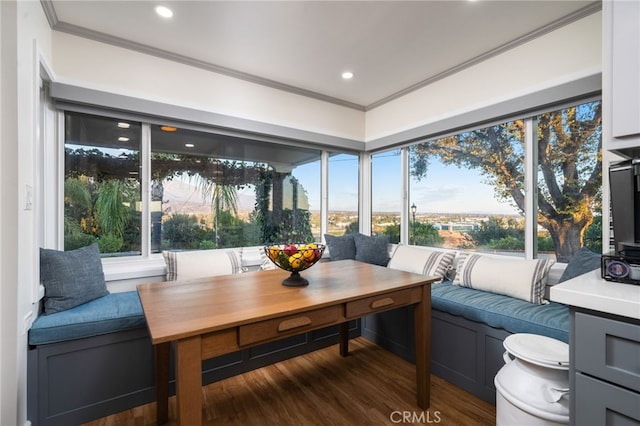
[550,269,640,320]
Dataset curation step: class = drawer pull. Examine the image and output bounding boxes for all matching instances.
[371,297,395,309]
[278,316,312,332]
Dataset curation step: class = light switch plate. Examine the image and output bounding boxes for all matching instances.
[25,184,33,210]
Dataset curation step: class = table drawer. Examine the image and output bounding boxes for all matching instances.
[574,311,640,393]
[345,287,422,318]
[238,305,342,346]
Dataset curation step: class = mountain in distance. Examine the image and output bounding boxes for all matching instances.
[160,179,256,218]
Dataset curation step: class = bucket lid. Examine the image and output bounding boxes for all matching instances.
[503,333,569,369]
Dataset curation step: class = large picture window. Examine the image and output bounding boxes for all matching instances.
[64,112,327,257]
[407,100,602,262]
[371,150,401,242]
[535,101,602,262]
[63,99,600,263]
[64,112,142,255]
[328,153,359,236]
[409,121,525,256]
[149,125,323,252]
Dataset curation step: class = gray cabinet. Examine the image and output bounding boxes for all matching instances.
[570,309,640,426]
[604,0,640,157]
[611,0,640,140]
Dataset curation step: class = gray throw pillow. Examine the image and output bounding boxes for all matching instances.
[324,233,357,260]
[353,233,390,266]
[40,243,109,314]
[559,247,602,282]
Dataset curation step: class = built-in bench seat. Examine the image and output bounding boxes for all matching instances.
[363,279,570,404]
[28,291,145,346]
[431,280,569,343]
[28,247,358,426]
[28,243,597,424]
[358,243,600,404]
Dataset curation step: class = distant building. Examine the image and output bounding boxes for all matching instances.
[433,222,480,232]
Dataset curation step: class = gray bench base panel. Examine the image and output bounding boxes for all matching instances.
[430,309,510,404]
[28,321,360,426]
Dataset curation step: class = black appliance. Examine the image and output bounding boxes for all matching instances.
[609,158,640,256]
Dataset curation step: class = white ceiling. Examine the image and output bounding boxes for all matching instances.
[45,0,600,110]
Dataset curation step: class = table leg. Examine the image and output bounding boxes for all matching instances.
[155,342,170,425]
[175,336,203,425]
[414,284,431,409]
[339,322,349,356]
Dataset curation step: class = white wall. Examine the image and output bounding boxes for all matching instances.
[0,2,18,423]
[0,1,52,424]
[52,32,365,142]
[365,12,602,142]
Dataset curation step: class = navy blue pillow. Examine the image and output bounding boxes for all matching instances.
[353,233,390,266]
[324,233,357,260]
[559,247,602,282]
[40,243,109,314]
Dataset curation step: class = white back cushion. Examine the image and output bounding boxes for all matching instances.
[162,249,242,281]
[453,252,555,304]
[388,245,456,281]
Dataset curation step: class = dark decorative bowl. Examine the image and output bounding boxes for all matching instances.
[264,243,326,286]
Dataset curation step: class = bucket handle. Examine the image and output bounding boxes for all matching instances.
[503,351,514,364]
[544,387,570,403]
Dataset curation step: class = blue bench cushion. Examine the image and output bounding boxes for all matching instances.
[431,280,569,343]
[29,291,146,345]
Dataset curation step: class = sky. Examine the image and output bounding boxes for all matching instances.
[294,151,521,215]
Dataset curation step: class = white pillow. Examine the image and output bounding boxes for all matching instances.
[452,253,555,304]
[387,245,456,281]
[162,249,243,281]
[259,248,277,270]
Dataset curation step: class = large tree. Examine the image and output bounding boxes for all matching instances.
[411,102,601,261]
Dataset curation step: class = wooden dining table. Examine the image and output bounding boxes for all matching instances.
[137,259,438,425]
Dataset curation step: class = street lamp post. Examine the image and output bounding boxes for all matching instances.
[411,203,417,245]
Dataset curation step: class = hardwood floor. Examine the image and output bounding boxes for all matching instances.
[82,337,496,426]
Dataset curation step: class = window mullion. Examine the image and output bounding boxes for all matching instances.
[360,153,372,235]
[55,111,66,250]
[524,117,538,259]
[401,147,410,245]
[320,151,329,242]
[141,123,151,257]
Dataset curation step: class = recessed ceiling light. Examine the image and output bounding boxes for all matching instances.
[160,126,177,132]
[184,143,195,148]
[342,71,354,80]
[118,136,130,142]
[117,122,130,129]
[155,5,173,18]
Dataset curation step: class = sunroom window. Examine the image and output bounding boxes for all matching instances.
[371,150,401,243]
[150,124,321,251]
[406,100,602,262]
[535,101,602,262]
[327,153,359,236]
[64,112,142,255]
[409,120,526,257]
[64,111,326,257]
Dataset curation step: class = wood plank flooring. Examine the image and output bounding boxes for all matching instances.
[82,337,495,426]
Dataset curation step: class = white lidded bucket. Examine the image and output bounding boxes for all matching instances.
[494,333,570,426]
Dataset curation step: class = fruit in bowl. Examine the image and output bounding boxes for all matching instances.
[264,243,326,286]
